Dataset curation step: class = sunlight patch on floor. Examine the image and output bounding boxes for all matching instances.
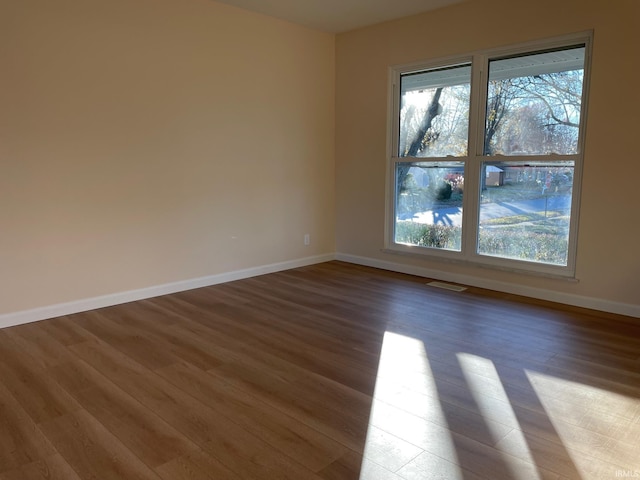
[526,369,640,478]
[457,353,543,480]
[360,331,463,479]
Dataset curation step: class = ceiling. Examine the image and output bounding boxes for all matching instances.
[213,0,467,33]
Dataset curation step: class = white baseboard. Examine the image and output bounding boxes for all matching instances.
[3,251,636,330]
[336,253,640,318]
[0,254,336,330]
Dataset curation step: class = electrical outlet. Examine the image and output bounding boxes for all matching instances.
[304,234,310,246]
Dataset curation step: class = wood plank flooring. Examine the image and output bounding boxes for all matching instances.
[1,261,639,479]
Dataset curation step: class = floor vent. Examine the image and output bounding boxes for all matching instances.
[426,281,467,292]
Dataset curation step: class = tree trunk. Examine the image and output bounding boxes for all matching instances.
[397,88,444,193]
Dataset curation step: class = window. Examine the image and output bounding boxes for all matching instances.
[388,34,591,276]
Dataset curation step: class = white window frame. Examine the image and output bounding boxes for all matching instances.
[385,32,593,278]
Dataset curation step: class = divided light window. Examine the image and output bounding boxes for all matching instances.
[389,34,591,276]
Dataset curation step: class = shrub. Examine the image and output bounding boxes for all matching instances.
[478,228,568,264]
[395,221,461,250]
[434,181,452,200]
[395,221,568,265]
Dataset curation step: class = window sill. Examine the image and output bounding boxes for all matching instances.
[381,247,579,283]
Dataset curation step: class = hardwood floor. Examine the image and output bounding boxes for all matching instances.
[0,261,638,479]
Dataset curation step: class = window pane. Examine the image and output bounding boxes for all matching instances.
[484,46,585,156]
[399,64,471,158]
[477,162,574,265]
[395,162,464,251]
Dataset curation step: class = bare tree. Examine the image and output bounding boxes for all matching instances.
[516,72,582,128]
[485,79,517,155]
[395,67,583,196]
[397,87,443,192]
[487,71,583,156]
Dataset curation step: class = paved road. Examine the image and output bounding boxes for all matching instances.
[405,195,572,227]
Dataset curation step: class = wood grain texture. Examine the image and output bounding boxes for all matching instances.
[0,454,81,480]
[0,261,638,479]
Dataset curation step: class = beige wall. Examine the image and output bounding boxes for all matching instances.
[335,0,640,310]
[2,0,638,319]
[0,0,335,315]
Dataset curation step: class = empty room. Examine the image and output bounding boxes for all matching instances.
[1,0,638,479]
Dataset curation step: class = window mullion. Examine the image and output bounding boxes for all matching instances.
[460,54,487,259]
[470,53,489,158]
